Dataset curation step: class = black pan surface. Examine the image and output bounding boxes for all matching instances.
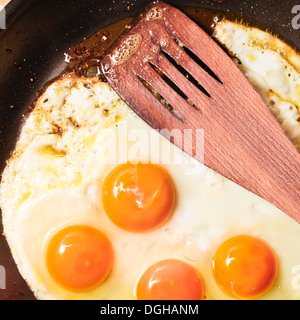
[0,0,299,300]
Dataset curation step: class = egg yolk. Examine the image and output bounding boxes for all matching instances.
[46,225,113,292]
[102,163,175,232]
[212,235,277,299]
[136,259,204,300]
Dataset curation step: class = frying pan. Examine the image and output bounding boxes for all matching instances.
[0,0,299,300]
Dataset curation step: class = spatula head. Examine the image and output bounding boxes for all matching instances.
[101,2,300,222]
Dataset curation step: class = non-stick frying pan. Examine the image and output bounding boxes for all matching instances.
[0,0,299,300]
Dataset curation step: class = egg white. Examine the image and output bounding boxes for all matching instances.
[1,21,300,300]
[215,20,300,151]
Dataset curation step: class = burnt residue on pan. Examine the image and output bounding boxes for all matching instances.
[0,0,299,300]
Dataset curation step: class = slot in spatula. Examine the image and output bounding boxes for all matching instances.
[101,2,300,222]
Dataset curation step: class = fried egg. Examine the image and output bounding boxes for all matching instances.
[215,20,300,151]
[1,20,300,300]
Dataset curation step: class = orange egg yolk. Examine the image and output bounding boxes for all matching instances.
[136,259,204,300]
[212,235,277,299]
[46,225,113,292]
[102,163,175,232]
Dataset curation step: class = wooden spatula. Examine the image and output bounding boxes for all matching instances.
[101,1,300,222]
